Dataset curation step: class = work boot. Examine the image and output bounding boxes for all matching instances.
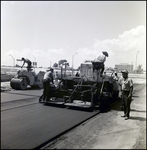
[121,115,126,117]
[125,117,129,120]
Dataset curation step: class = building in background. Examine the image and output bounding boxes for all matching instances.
[115,63,133,73]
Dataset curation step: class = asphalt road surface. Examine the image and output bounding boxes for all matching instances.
[1,89,100,149]
[41,83,146,149]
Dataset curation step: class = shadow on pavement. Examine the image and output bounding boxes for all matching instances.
[132,95,139,98]
[129,116,146,121]
[110,99,122,111]
[25,87,43,90]
[131,109,146,113]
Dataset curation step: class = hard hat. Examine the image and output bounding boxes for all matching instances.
[121,70,129,74]
[102,51,109,57]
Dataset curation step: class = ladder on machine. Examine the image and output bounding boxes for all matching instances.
[67,75,89,103]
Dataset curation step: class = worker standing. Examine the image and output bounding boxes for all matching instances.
[120,70,133,120]
[92,51,109,77]
[43,68,54,101]
[21,57,32,72]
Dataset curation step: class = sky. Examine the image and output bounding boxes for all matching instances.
[1,1,146,70]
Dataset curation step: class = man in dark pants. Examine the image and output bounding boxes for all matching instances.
[43,68,54,101]
[92,51,109,77]
[120,70,133,120]
[21,57,32,72]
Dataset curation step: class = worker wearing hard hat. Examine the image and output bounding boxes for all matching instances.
[120,70,133,120]
[92,51,109,77]
[42,68,54,101]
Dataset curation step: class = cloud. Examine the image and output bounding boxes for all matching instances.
[78,24,145,61]
[118,25,145,52]
[89,25,146,69]
[48,48,65,55]
[78,47,96,56]
[73,25,146,69]
[8,48,64,57]
[3,48,66,67]
[93,25,145,53]
[2,25,146,70]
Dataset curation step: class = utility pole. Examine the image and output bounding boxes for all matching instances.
[9,54,15,69]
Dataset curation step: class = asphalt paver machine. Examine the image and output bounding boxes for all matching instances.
[39,62,119,112]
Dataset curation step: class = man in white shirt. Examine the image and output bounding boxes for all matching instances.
[92,51,109,77]
[120,70,133,120]
[43,68,54,101]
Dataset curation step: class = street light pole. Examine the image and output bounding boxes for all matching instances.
[135,51,139,74]
[9,54,15,69]
[32,55,36,62]
[72,52,78,76]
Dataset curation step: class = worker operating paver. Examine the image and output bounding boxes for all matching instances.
[42,68,54,101]
[92,51,109,77]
